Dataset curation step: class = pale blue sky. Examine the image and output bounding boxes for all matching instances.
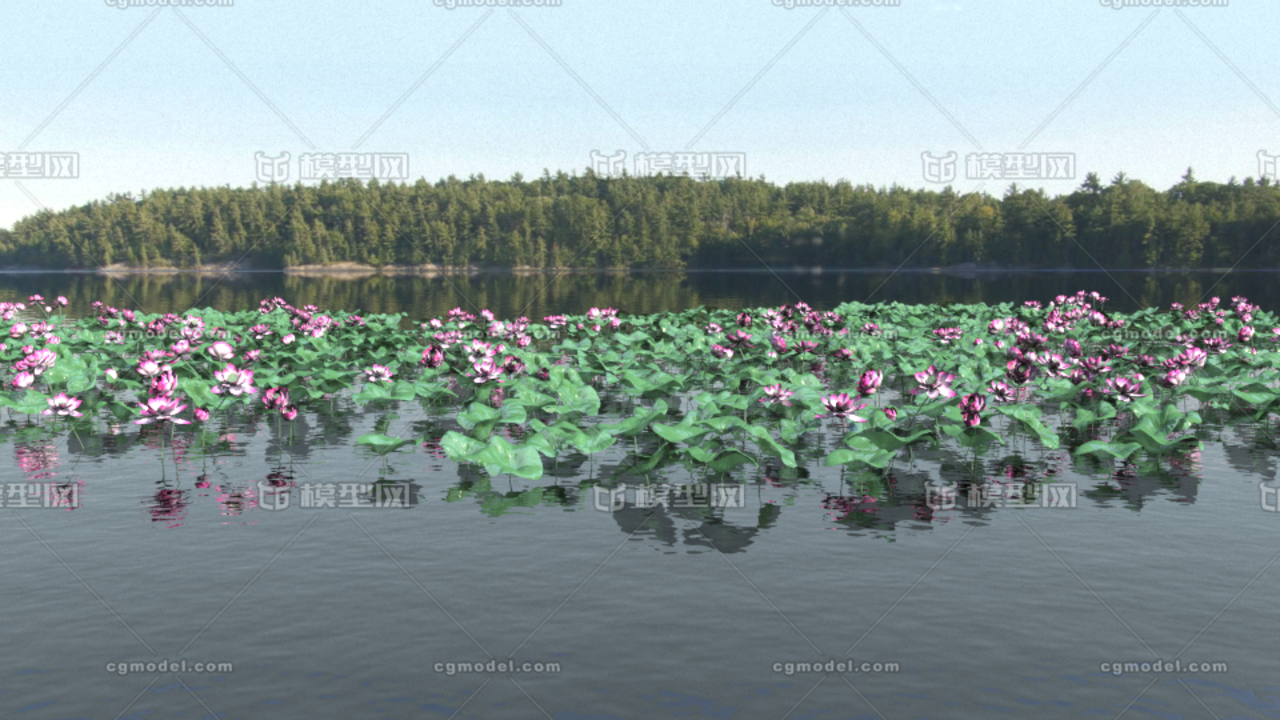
[3,0,1277,228]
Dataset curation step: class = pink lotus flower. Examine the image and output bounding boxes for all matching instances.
[211,363,256,396]
[502,356,526,376]
[1239,326,1255,343]
[857,369,883,397]
[913,365,957,399]
[736,312,752,327]
[281,333,295,345]
[137,359,164,378]
[207,341,235,361]
[421,345,445,369]
[933,327,963,344]
[364,365,394,383]
[150,369,178,397]
[42,393,83,418]
[23,349,57,376]
[959,393,986,427]
[861,323,881,336]
[831,348,854,361]
[1159,368,1188,388]
[263,387,291,411]
[280,405,299,421]
[194,408,210,422]
[770,335,788,354]
[816,392,868,423]
[986,380,1013,403]
[136,395,191,425]
[725,330,754,349]
[11,371,35,390]
[56,296,67,307]
[883,407,898,421]
[759,384,794,406]
[104,331,124,344]
[104,368,118,382]
[1105,375,1147,403]
[1006,360,1034,385]
[795,341,819,355]
[1064,338,1082,357]
[710,344,734,360]
[470,357,504,384]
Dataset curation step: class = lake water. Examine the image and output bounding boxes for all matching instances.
[2,270,1278,720]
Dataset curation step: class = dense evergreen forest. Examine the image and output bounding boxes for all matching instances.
[1,168,1276,270]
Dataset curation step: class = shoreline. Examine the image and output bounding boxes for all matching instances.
[0,263,1262,275]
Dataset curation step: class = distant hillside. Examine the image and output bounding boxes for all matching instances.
[1,169,1276,270]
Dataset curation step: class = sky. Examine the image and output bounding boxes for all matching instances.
[3,0,1278,229]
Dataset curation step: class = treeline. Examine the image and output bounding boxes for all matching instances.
[1,169,1277,269]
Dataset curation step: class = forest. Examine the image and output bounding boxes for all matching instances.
[0,168,1275,270]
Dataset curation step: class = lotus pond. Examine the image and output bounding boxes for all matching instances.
[4,289,1280,719]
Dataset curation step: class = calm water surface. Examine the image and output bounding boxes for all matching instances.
[2,270,1278,719]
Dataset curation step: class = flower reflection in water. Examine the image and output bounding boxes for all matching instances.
[16,442,60,480]
[148,487,189,528]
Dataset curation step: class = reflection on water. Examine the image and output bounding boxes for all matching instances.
[1,269,1278,321]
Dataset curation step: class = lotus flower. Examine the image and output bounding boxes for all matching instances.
[1064,338,1082,357]
[364,365,394,383]
[959,393,986,427]
[150,369,178,397]
[421,345,445,369]
[502,356,526,376]
[211,363,256,396]
[861,323,881,336]
[135,395,191,425]
[263,387,291,411]
[1238,326,1255,343]
[770,335,788,354]
[11,371,35,390]
[42,393,83,418]
[207,341,235,361]
[280,405,299,421]
[759,384,794,406]
[1159,368,1188,388]
[857,370,883,397]
[816,392,868,423]
[913,365,957,399]
[1105,375,1147,403]
[193,408,210,423]
[985,380,1013,403]
[1006,360,1034,385]
[883,407,898,421]
[736,312,752,327]
[23,349,57,376]
[710,344,734,360]
[137,359,164,378]
[535,367,551,381]
[725,330,754,349]
[470,357,504,384]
